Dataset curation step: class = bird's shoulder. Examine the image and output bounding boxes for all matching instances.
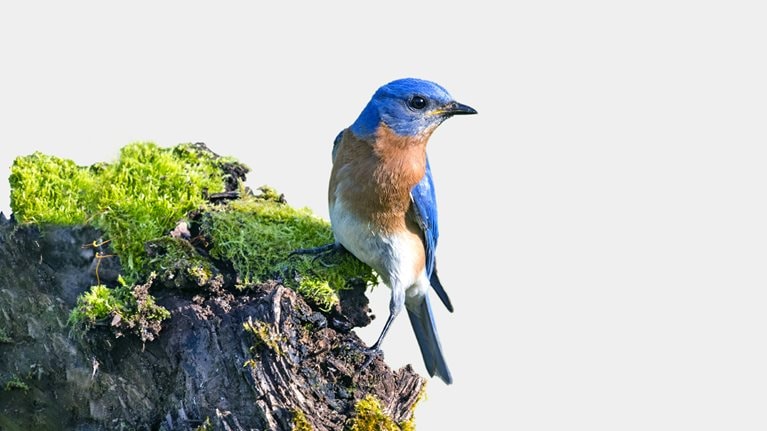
[331,130,344,161]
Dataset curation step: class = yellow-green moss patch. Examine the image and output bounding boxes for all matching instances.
[145,236,218,289]
[194,417,213,431]
[68,275,171,342]
[0,328,12,344]
[348,395,416,431]
[243,317,285,357]
[202,189,377,310]
[10,142,377,342]
[8,152,99,225]
[10,142,241,282]
[291,408,314,431]
[3,375,29,393]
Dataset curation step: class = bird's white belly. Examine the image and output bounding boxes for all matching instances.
[330,199,424,292]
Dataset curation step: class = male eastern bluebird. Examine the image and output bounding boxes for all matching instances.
[298,78,476,384]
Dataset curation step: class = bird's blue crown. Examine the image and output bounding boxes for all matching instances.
[350,78,455,137]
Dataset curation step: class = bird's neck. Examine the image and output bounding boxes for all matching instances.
[371,125,430,193]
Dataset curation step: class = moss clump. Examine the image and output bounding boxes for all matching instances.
[68,275,170,342]
[202,188,377,310]
[69,284,123,323]
[348,395,416,431]
[0,328,12,344]
[3,375,29,393]
[145,236,219,289]
[243,317,285,360]
[194,417,213,431]
[11,142,376,342]
[291,408,313,431]
[8,152,99,225]
[10,142,242,282]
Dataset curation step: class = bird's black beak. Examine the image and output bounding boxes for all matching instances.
[438,101,478,117]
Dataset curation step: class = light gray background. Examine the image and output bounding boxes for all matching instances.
[1,2,765,429]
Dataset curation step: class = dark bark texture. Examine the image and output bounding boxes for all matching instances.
[0,215,424,430]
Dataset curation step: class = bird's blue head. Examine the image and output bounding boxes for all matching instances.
[350,78,477,138]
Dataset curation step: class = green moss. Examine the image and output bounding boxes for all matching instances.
[348,395,415,431]
[68,275,171,342]
[194,417,213,431]
[202,190,377,310]
[8,152,99,225]
[291,408,314,431]
[11,142,376,343]
[3,375,29,393]
[0,328,12,344]
[68,284,126,323]
[243,317,284,358]
[10,142,241,282]
[145,236,217,289]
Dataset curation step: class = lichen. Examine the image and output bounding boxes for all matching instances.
[348,394,416,431]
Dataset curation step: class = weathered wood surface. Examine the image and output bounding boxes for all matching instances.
[0,218,424,430]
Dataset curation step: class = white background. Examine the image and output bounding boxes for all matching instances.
[1,2,766,430]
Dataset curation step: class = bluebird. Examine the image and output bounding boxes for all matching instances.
[298,78,476,384]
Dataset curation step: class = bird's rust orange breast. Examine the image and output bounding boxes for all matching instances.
[329,125,431,233]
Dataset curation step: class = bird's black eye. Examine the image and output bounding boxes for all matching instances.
[408,95,428,110]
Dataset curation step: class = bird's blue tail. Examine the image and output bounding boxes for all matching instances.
[407,295,452,384]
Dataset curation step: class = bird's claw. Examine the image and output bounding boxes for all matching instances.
[359,346,383,372]
[288,243,337,257]
[288,243,346,266]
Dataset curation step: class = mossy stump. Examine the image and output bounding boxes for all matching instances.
[0,143,426,430]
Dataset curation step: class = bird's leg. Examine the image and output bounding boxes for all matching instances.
[360,287,404,369]
[288,243,347,266]
[288,242,338,256]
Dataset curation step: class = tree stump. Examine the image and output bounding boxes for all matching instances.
[0,223,425,430]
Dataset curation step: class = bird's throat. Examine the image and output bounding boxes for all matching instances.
[330,126,429,233]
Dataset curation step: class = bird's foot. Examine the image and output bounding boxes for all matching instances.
[359,346,383,372]
[288,243,346,267]
[288,242,337,256]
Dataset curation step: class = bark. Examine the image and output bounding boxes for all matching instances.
[0,215,424,430]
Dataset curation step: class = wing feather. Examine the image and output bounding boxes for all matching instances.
[411,157,453,312]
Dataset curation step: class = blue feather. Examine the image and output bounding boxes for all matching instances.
[412,157,439,276]
[412,158,453,312]
[351,78,454,137]
[325,78,474,384]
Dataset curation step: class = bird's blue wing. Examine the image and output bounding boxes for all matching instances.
[412,158,439,276]
[412,157,453,312]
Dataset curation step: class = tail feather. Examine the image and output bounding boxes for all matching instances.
[407,295,452,384]
[429,265,453,312]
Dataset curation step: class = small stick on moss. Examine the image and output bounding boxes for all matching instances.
[82,239,114,285]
